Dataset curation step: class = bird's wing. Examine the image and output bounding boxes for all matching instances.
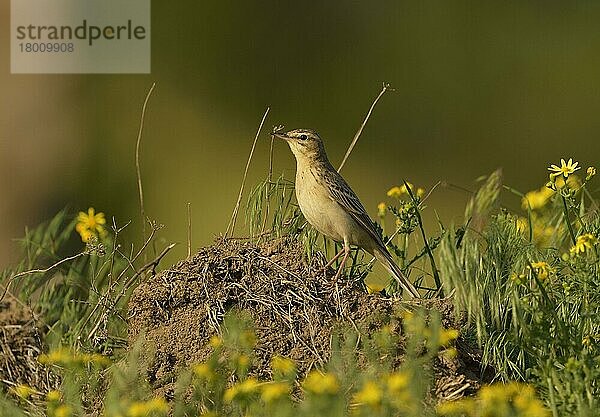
[316,166,385,246]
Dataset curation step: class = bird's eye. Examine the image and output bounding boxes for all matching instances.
[299,134,308,140]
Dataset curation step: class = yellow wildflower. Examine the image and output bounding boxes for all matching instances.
[516,217,528,233]
[401,310,414,323]
[521,187,554,210]
[147,397,168,414]
[54,404,73,417]
[387,186,404,199]
[586,166,596,180]
[303,370,339,395]
[46,390,62,402]
[437,398,476,416]
[353,381,382,406]
[12,384,35,399]
[38,348,72,365]
[76,207,107,242]
[380,324,392,335]
[261,382,289,403]
[75,225,93,243]
[366,282,385,294]
[439,328,459,347]
[511,272,526,285]
[237,354,250,368]
[442,347,458,359]
[271,356,296,376]
[478,383,549,417]
[496,382,550,417]
[548,158,580,179]
[582,334,599,348]
[530,261,551,281]
[387,182,422,199]
[554,174,582,191]
[192,363,214,380]
[209,335,223,348]
[386,371,409,393]
[377,202,387,218]
[39,348,110,367]
[582,336,592,348]
[400,182,414,195]
[223,378,259,402]
[127,397,168,417]
[570,233,598,255]
[127,401,148,416]
[87,353,111,367]
[514,395,551,417]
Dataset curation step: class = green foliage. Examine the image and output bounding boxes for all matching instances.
[440,209,535,378]
[0,395,29,417]
[380,182,446,295]
[439,169,600,416]
[1,209,166,354]
[437,381,550,417]
[2,209,76,298]
[246,175,300,239]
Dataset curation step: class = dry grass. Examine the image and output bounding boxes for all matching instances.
[0,294,60,410]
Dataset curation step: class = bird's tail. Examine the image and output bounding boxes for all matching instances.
[372,246,420,298]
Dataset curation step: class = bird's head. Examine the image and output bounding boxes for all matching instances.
[273,128,326,162]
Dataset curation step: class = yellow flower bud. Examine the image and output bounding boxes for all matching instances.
[353,381,382,406]
[271,356,296,375]
[303,371,339,394]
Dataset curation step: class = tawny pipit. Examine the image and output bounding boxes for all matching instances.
[274,128,420,298]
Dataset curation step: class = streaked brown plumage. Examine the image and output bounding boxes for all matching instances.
[274,128,419,298]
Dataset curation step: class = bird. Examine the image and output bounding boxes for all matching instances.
[273,128,420,298]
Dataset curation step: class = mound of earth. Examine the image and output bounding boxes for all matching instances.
[128,237,490,400]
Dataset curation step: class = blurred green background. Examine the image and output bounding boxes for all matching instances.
[2,1,600,268]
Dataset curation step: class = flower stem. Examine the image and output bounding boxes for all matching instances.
[404,181,442,295]
[561,194,577,245]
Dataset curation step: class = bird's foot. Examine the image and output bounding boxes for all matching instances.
[324,249,344,269]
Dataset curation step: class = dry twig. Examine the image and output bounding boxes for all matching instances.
[338,82,393,172]
[226,107,270,237]
[187,202,192,258]
[135,82,157,244]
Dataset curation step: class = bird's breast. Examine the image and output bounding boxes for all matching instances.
[295,167,349,242]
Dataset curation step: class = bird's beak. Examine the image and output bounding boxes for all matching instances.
[272,132,290,141]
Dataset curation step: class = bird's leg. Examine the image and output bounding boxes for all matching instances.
[332,242,351,315]
[324,248,345,270]
[333,243,351,281]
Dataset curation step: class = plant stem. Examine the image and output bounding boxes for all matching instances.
[226,107,270,237]
[338,82,392,172]
[561,194,577,245]
[135,82,156,250]
[404,181,442,296]
[547,377,559,417]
